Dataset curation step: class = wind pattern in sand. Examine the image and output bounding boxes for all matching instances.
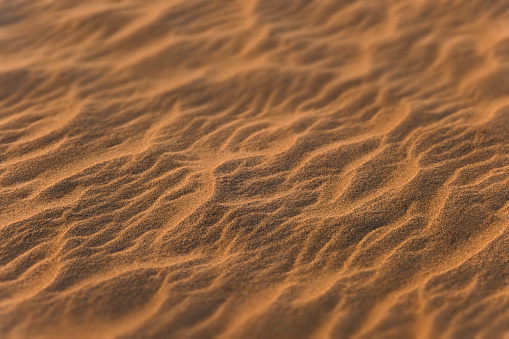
[1,0,509,338]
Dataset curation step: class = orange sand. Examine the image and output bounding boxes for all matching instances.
[1,0,509,338]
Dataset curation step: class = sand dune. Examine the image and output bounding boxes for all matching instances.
[1,0,509,338]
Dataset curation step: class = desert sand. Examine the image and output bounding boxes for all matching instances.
[0,0,509,338]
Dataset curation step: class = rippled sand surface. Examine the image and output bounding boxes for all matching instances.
[1,0,509,338]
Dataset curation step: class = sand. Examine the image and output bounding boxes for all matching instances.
[0,0,509,338]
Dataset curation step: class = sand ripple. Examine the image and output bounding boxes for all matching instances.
[1,0,509,338]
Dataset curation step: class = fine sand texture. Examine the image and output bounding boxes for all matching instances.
[1,0,509,338]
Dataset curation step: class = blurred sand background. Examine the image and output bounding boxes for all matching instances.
[1,0,509,338]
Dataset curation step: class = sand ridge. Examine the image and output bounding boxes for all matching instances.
[0,0,509,338]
